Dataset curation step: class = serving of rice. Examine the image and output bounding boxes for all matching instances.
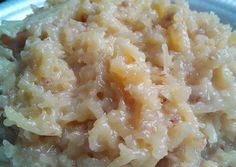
[0,0,235,166]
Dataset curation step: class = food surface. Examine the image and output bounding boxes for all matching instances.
[0,0,236,166]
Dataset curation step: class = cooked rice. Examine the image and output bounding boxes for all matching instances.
[0,0,236,166]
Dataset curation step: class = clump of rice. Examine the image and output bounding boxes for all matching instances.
[0,0,236,166]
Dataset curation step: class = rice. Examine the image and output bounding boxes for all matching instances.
[0,0,235,166]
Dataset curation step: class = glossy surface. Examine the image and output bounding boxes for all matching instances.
[0,0,235,28]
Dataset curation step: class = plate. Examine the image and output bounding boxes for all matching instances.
[0,0,45,21]
[0,0,235,28]
[189,0,236,28]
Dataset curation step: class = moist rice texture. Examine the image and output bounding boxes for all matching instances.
[0,0,236,167]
